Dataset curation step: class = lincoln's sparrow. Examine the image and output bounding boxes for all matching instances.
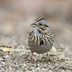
[28,18,54,54]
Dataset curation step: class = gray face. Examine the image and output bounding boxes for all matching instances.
[31,19,49,31]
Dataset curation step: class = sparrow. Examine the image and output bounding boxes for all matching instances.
[28,18,54,54]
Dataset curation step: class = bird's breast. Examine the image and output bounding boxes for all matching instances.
[28,33,52,47]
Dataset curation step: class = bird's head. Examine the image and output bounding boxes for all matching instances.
[31,18,50,33]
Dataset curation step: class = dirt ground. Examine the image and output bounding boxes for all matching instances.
[0,0,72,72]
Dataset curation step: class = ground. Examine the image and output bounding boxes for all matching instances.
[0,0,72,72]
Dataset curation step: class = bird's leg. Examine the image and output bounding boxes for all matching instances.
[43,52,53,62]
[30,51,37,63]
[45,52,55,63]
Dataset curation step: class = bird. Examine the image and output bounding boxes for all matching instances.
[28,18,54,54]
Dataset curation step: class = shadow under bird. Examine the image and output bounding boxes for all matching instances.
[28,18,54,54]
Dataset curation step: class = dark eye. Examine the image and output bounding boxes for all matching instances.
[39,23,42,26]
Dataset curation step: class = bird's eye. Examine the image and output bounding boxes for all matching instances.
[39,23,42,26]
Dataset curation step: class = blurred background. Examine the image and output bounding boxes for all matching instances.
[0,0,72,52]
